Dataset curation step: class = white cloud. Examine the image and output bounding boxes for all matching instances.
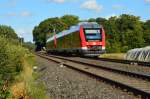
[112,4,123,9]
[48,0,65,3]
[6,12,17,17]
[81,0,103,12]
[9,0,18,6]
[4,11,32,17]
[145,0,150,4]
[0,0,18,8]
[20,11,32,17]
[47,0,78,3]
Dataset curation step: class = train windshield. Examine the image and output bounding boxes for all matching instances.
[84,29,102,41]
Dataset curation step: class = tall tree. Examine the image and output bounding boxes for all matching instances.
[96,17,107,26]
[61,15,79,28]
[33,17,67,51]
[88,18,96,22]
[104,16,121,52]
[117,14,144,50]
[33,26,44,51]
[0,25,18,39]
[143,20,150,46]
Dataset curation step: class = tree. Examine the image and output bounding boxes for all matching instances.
[33,17,67,51]
[0,25,18,39]
[96,17,107,26]
[103,14,145,53]
[23,42,35,51]
[39,17,67,35]
[143,20,150,46]
[104,16,121,52]
[88,18,96,22]
[33,26,45,51]
[117,14,144,50]
[61,15,79,28]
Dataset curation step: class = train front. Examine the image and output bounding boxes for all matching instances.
[80,22,105,56]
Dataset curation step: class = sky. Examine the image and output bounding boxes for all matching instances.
[0,0,150,42]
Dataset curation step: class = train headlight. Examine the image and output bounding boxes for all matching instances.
[82,47,88,50]
[102,46,105,50]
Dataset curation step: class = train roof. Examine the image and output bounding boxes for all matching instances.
[47,22,101,42]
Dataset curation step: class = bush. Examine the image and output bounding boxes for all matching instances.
[0,36,28,98]
[23,42,35,52]
[0,37,26,80]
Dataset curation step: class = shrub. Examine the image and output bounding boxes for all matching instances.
[0,36,28,98]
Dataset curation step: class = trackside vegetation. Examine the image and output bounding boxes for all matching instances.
[0,25,48,98]
[99,53,125,59]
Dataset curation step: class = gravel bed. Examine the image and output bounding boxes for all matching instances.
[63,57,150,75]
[35,56,140,99]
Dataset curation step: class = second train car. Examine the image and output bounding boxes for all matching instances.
[46,22,105,56]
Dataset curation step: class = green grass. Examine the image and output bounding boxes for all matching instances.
[26,78,49,99]
[99,53,126,59]
[11,54,49,99]
[26,61,49,99]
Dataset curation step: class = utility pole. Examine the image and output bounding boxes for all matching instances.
[19,37,24,46]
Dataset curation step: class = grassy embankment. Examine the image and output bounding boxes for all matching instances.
[0,36,48,99]
[99,53,126,59]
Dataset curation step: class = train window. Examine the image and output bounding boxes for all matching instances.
[83,23,100,28]
[85,30,100,34]
[84,29,102,41]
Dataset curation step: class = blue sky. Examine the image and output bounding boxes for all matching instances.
[0,0,150,42]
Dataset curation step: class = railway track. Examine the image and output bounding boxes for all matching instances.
[37,53,150,98]
[89,57,150,67]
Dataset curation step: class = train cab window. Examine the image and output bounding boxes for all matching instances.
[84,29,102,41]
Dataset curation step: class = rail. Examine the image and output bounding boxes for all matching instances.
[37,53,150,98]
[92,57,150,67]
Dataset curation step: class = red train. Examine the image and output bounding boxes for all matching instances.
[46,22,105,56]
